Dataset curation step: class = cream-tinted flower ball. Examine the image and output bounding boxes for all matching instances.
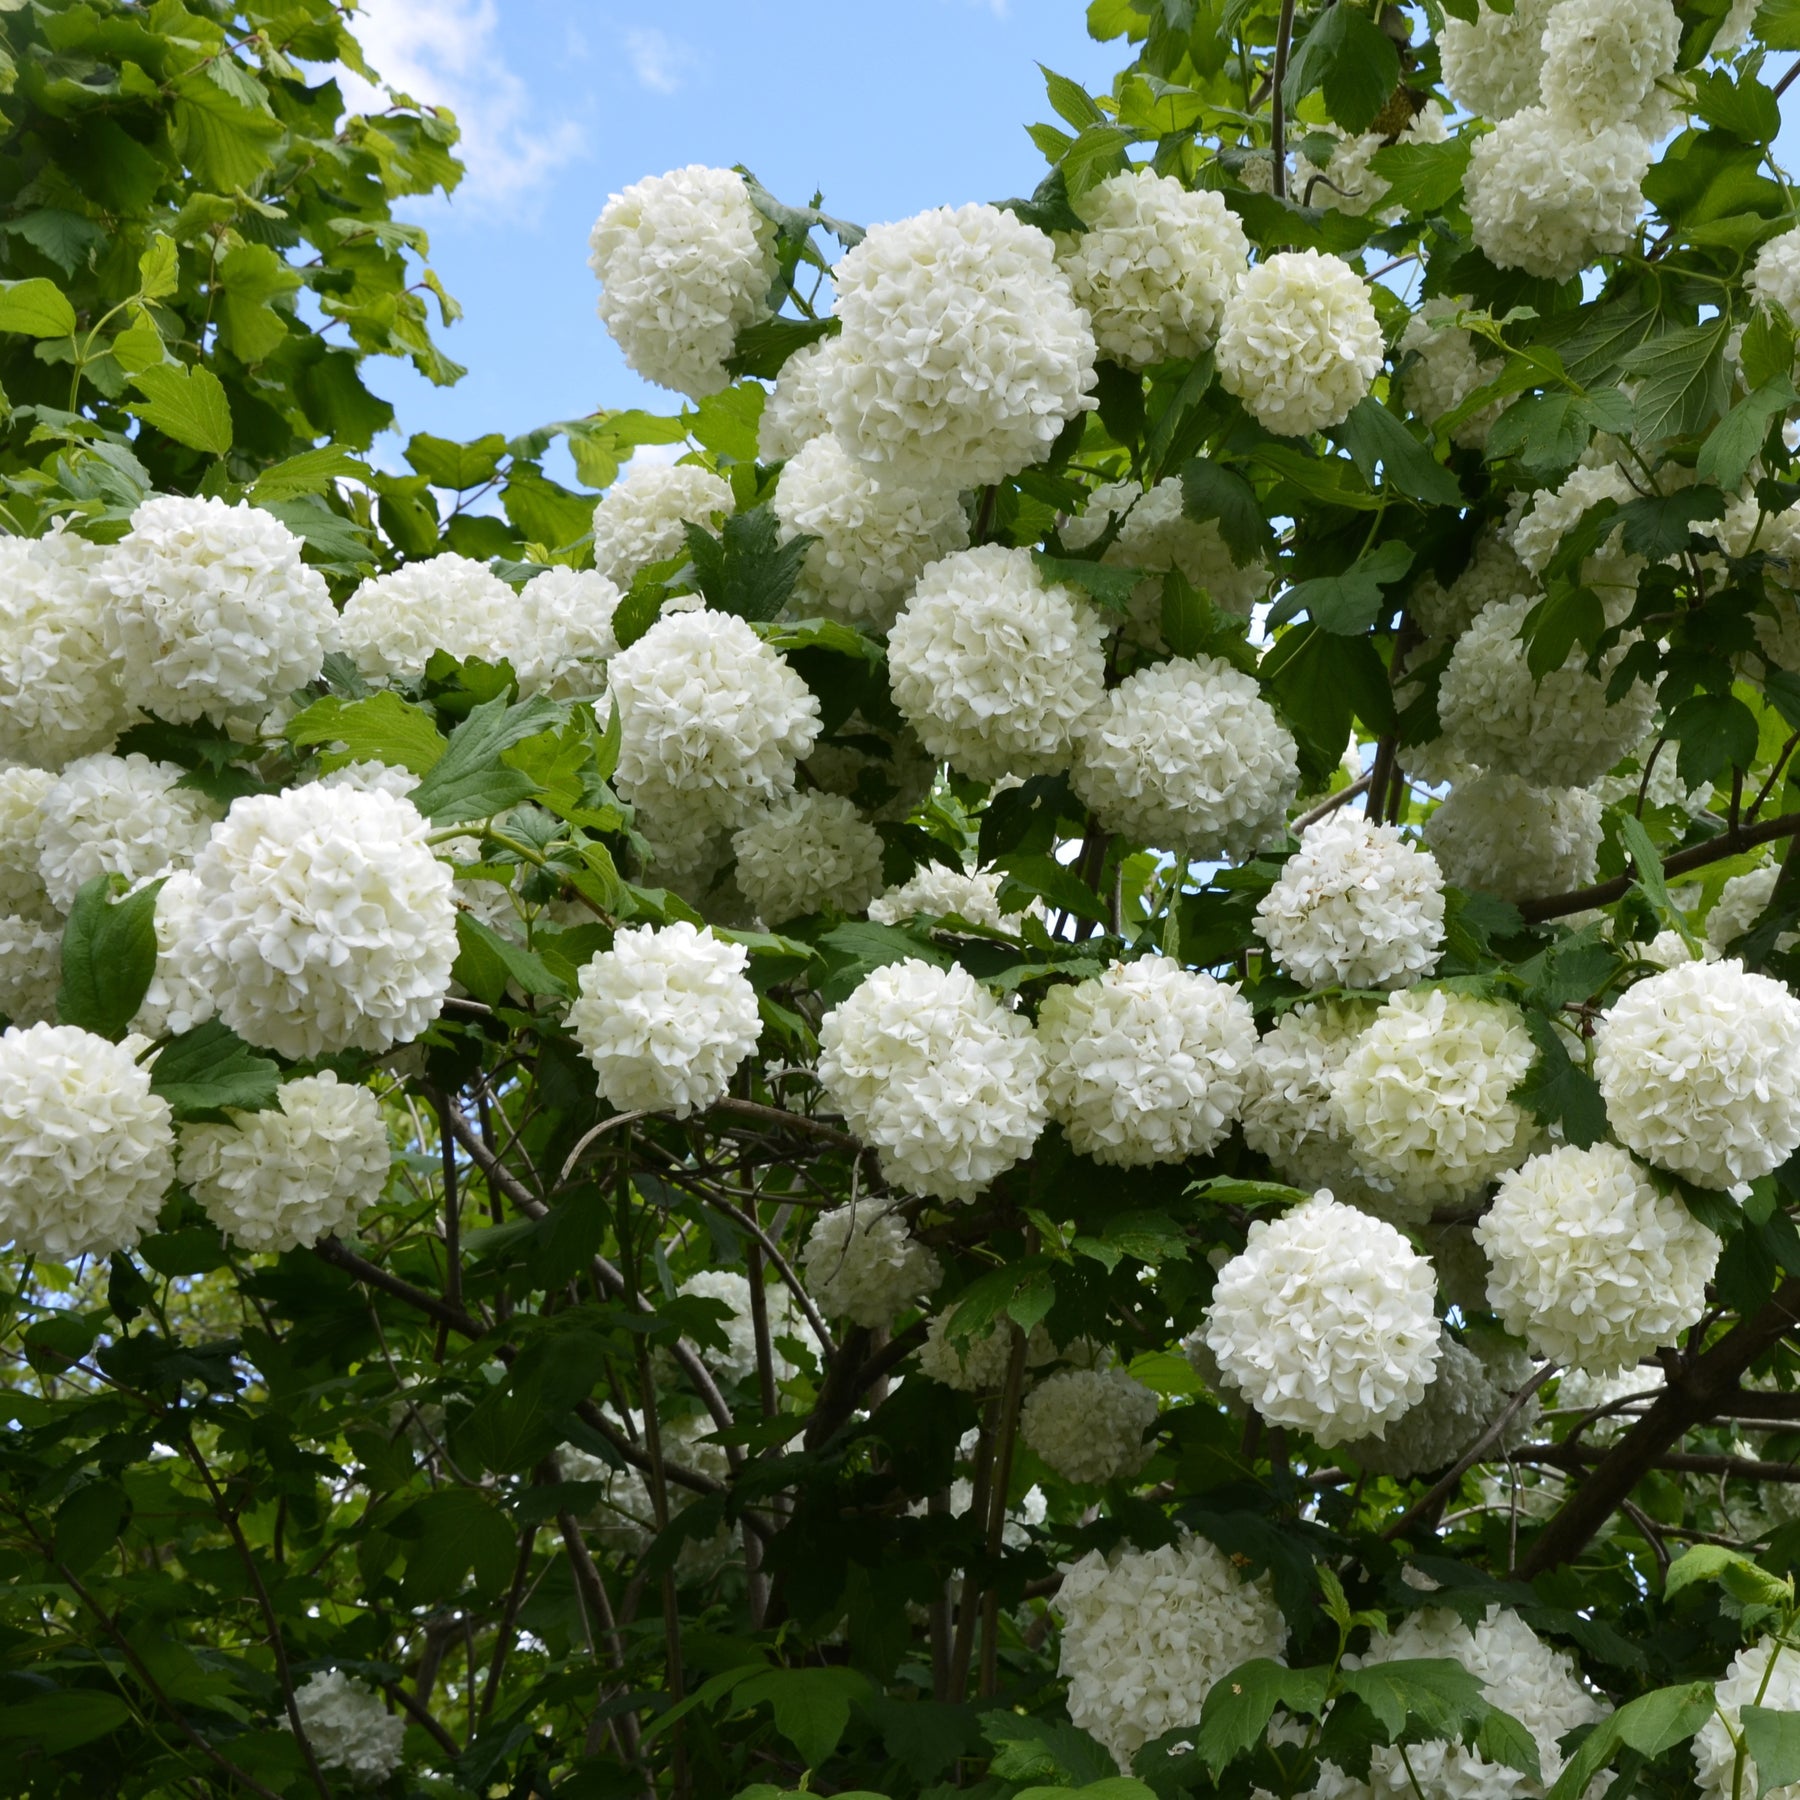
[1216,251,1383,436]
[100,496,335,725]
[338,554,513,684]
[1340,1330,1533,1478]
[1038,959,1257,1166]
[506,567,621,698]
[1203,1192,1442,1445]
[1466,111,1650,281]
[1509,463,1643,610]
[1696,1639,1800,1800]
[1331,987,1538,1211]
[868,864,1016,932]
[1749,226,1800,321]
[1241,999,1383,1195]
[588,165,779,398]
[1056,1533,1288,1773]
[1072,654,1298,860]
[1438,0,1560,119]
[1539,0,1681,135]
[821,202,1098,490]
[0,1023,174,1258]
[758,336,841,462]
[1254,814,1446,991]
[189,785,457,1059]
[35,752,217,913]
[801,1204,942,1328]
[1424,773,1602,903]
[0,766,55,921]
[131,869,217,1041]
[817,957,1047,1202]
[568,921,760,1117]
[1437,597,1655,788]
[0,529,133,767]
[918,1310,1053,1390]
[180,1072,391,1253]
[1356,1607,1601,1800]
[1397,298,1508,449]
[730,790,884,924]
[1594,957,1800,1186]
[290,1671,407,1784]
[0,913,61,1025]
[772,434,970,630]
[592,461,736,590]
[1056,169,1249,368]
[887,545,1107,783]
[1707,863,1788,953]
[1477,1142,1721,1372]
[1411,531,1533,641]
[1021,1365,1160,1484]
[608,608,820,865]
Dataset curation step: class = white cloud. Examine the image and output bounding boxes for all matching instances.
[623,25,695,94]
[342,0,584,212]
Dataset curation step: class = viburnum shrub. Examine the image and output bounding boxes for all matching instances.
[17,0,1800,1794]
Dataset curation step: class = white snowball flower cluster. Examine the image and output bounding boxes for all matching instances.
[887,545,1107,782]
[918,1310,1053,1390]
[1341,1329,1533,1478]
[131,869,216,1040]
[1073,654,1298,860]
[731,790,885,925]
[1438,0,1559,119]
[1038,959,1257,1166]
[1254,814,1446,991]
[1539,0,1680,136]
[506,567,621,698]
[759,336,840,462]
[1205,1193,1442,1444]
[802,711,935,823]
[0,530,132,767]
[189,785,457,1059]
[591,461,736,590]
[338,554,513,684]
[1241,1000,1382,1195]
[0,913,61,1025]
[1466,112,1650,281]
[0,767,53,921]
[608,609,819,870]
[773,435,970,630]
[675,1269,816,1385]
[1303,103,1448,222]
[35,752,217,913]
[1411,531,1533,641]
[180,1073,391,1253]
[1331,987,1538,1212]
[1477,1143,1722,1373]
[1356,1607,1601,1800]
[821,203,1098,490]
[817,958,1047,1202]
[1021,1365,1160,1484]
[1707,863,1788,952]
[1056,169,1249,368]
[801,1204,942,1328]
[1424,773,1603,903]
[99,496,334,725]
[869,863,1016,932]
[1748,226,1800,321]
[1055,1533,1288,1772]
[1397,298,1507,449]
[0,1023,174,1258]
[561,1410,737,1576]
[290,1671,407,1783]
[588,165,778,398]
[568,922,760,1117]
[1216,251,1383,437]
[1594,957,1800,1186]
[1510,462,1642,607]
[1696,1639,1800,1800]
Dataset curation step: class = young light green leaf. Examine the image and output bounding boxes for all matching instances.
[0,276,76,337]
[126,363,233,456]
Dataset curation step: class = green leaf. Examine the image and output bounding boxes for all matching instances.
[126,362,233,456]
[725,315,838,382]
[410,694,563,824]
[1665,1543,1792,1605]
[56,876,160,1041]
[1261,622,1396,787]
[1339,396,1464,506]
[399,1488,518,1601]
[1741,1709,1800,1800]
[53,1480,130,1574]
[137,236,178,302]
[1016,1784,1156,1800]
[285,689,447,777]
[1366,136,1473,215]
[1284,4,1400,133]
[1620,321,1731,446]
[1616,488,1726,559]
[683,507,813,622]
[215,241,298,362]
[1516,1009,1608,1147]
[0,276,76,337]
[1034,550,1143,613]
[0,1691,130,1753]
[1756,0,1800,45]
[406,431,508,489]
[1667,691,1760,789]
[147,1021,281,1123]
[1484,389,1635,477]
[1545,1682,1716,1800]
[982,1709,1117,1787]
[1195,1660,1329,1776]
[1618,812,1703,953]
[1699,377,1800,490]
[1040,62,1106,129]
[250,445,371,502]
[452,914,571,1006]
[173,73,282,190]
[735,1667,872,1770]
[1181,458,1273,565]
[1267,540,1413,633]
[1743,310,1797,391]
[1339,1657,1490,1742]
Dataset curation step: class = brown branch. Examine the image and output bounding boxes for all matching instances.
[381,1677,462,1758]
[1270,0,1299,199]
[557,1510,642,1764]
[1519,1278,1800,1575]
[1513,1442,1800,1483]
[1295,771,1372,831]
[313,1235,487,1340]
[707,1096,863,1153]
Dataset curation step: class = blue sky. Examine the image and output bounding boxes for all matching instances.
[351,1,1124,466]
